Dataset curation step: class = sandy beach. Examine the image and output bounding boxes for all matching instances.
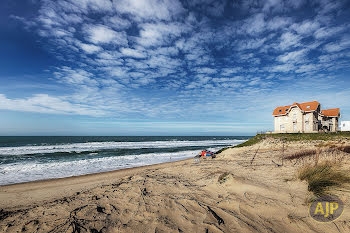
[1,138,350,233]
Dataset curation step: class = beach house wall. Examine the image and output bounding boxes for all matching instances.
[340,121,350,131]
[273,101,340,133]
[319,108,341,132]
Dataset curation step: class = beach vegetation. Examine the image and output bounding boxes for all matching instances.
[265,132,350,141]
[298,162,350,196]
[285,149,317,160]
[337,145,350,153]
[218,172,230,184]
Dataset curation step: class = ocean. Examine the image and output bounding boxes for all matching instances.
[0,136,249,185]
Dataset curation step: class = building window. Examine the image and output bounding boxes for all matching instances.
[293,122,297,131]
[293,113,297,120]
[280,124,285,131]
[344,124,346,127]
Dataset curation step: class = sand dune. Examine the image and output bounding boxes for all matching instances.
[1,139,350,232]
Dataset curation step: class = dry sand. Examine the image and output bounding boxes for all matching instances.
[1,138,350,232]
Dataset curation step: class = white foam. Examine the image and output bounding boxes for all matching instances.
[0,149,199,185]
[0,140,245,155]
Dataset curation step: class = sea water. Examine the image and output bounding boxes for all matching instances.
[0,136,248,185]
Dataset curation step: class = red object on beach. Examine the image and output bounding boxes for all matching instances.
[201,150,215,157]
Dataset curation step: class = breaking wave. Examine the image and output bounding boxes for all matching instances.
[0,140,244,156]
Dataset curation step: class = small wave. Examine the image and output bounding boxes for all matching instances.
[0,140,245,156]
[0,149,201,185]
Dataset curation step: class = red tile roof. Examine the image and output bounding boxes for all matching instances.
[297,101,320,112]
[320,108,340,117]
[273,101,320,116]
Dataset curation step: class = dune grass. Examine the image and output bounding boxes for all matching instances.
[285,149,317,160]
[285,145,349,161]
[338,145,350,153]
[298,162,350,196]
[218,172,230,184]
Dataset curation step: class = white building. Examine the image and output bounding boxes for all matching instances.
[273,101,341,133]
[340,121,350,131]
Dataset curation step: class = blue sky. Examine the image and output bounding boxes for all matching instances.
[0,0,349,136]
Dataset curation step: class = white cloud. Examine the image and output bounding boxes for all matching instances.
[114,0,184,21]
[286,0,305,9]
[137,22,186,47]
[196,67,217,74]
[78,43,102,54]
[66,0,113,13]
[262,0,284,12]
[0,94,106,116]
[314,26,346,39]
[318,53,347,63]
[96,52,118,60]
[279,31,301,50]
[54,67,98,86]
[236,38,266,50]
[277,48,308,63]
[106,67,128,78]
[84,24,127,45]
[145,54,182,70]
[324,36,350,53]
[241,13,266,35]
[248,77,261,86]
[120,48,147,58]
[62,13,83,24]
[317,0,342,15]
[271,63,295,72]
[10,15,37,29]
[291,20,320,35]
[295,64,319,73]
[52,29,71,37]
[104,16,131,30]
[266,16,293,30]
